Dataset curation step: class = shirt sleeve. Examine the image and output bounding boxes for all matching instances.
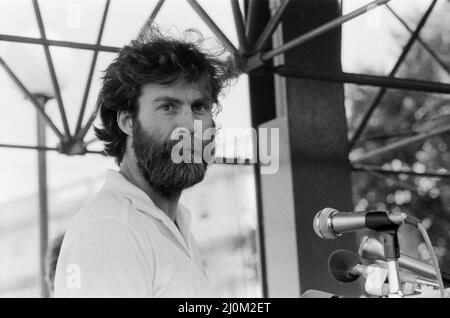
[54,218,152,298]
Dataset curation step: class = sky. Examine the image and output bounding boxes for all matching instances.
[0,0,438,203]
[342,0,433,73]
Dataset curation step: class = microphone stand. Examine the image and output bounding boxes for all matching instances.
[364,212,405,297]
[382,231,403,298]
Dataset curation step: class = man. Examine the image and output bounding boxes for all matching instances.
[54,28,236,297]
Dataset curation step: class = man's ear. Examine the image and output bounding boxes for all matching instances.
[117,110,134,136]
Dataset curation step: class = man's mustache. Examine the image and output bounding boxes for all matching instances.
[164,134,215,165]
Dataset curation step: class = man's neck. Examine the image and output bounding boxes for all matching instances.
[119,156,180,222]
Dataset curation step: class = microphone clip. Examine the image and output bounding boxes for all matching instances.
[365,211,403,234]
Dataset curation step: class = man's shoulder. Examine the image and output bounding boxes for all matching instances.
[54,188,153,298]
[64,186,134,239]
[81,186,131,217]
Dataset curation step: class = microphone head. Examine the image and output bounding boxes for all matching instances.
[358,236,385,260]
[328,249,362,283]
[313,207,340,239]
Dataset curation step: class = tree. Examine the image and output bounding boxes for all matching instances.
[347,3,450,268]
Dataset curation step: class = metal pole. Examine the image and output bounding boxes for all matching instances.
[0,56,64,141]
[85,150,106,155]
[261,0,390,62]
[32,0,71,138]
[385,3,449,75]
[146,0,164,25]
[352,123,450,164]
[244,0,260,46]
[186,0,238,54]
[35,95,50,298]
[352,165,450,180]
[0,34,120,53]
[0,144,59,152]
[84,137,99,146]
[137,0,166,40]
[355,130,417,144]
[364,169,421,194]
[272,65,450,94]
[76,95,101,141]
[262,0,358,297]
[231,0,249,52]
[244,0,277,297]
[75,0,111,135]
[252,0,290,52]
[213,157,254,165]
[349,0,438,146]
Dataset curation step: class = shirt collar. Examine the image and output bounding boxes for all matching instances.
[103,169,192,253]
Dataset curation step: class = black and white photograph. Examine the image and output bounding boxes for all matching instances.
[0,0,450,302]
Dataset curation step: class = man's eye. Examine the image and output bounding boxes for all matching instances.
[160,103,176,112]
[193,104,210,113]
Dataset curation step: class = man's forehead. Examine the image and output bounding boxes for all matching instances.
[140,80,212,102]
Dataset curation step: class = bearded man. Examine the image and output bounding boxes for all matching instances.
[54,29,236,297]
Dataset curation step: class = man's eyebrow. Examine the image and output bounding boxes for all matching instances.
[152,96,182,103]
[152,96,213,104]
[192,97,213,104]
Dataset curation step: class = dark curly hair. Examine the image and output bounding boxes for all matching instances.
[94,27,238,165]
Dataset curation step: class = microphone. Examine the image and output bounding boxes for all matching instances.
[328,249,390,297]
[358,236,450,286]
[328,249,438,287]
[301,289,342,298]
[313,207,407,239]
[328,249,363,283]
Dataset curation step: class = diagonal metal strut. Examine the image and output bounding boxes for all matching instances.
[0,56,64,140]
[75,0,111,136]
[349,0,438,146]
[186,0,238,54]
[32,0,71,138]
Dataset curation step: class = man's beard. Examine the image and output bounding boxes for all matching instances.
[132,120,215,199]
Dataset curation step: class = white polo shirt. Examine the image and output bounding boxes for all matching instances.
[54,169,213,298]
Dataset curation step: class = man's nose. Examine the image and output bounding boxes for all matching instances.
[175,107,195,134]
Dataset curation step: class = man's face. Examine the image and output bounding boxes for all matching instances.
[131,80,216,199]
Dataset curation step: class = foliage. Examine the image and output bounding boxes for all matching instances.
[347,4,450,267]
